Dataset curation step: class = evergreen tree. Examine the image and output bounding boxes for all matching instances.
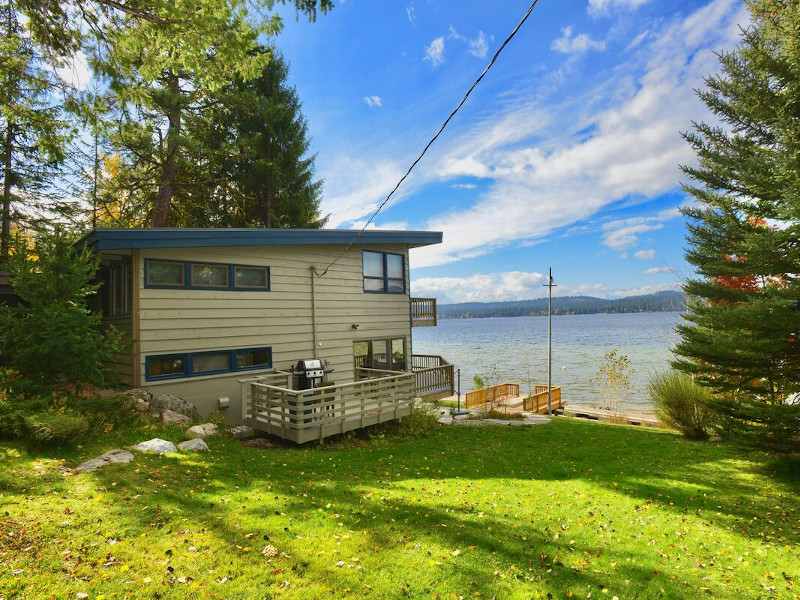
[673,0,800,453]
[177,49,326,229]
[0,0,73,263]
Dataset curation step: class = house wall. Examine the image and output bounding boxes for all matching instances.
[132,243,412,421]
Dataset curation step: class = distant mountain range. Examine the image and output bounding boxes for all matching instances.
[437,290,686,319]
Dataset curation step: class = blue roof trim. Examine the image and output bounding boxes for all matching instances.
[77,228,443,251]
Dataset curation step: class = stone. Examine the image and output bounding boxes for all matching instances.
[160,409,192,425]
[178,438,209,452]
[228,425,254,440]
[186,423,219,439]
[131,438,177,454]
[150,394,200,420]
[74,449,134,473]
[126,388,152,402]
[134,399,150,413]
[261,544,279,557]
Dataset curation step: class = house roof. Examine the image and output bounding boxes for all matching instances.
[78,228,443,251]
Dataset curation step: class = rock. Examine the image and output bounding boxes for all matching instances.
[134,399,150,413]
[75,449,134,473]
[131,438,177,454]
[186,423,219,439]
[261,544,279,557]
[228,425,254,440]
[160,409,192,425]
[178,438,209,452]
[150,394,200,420]
[241,438,278,449]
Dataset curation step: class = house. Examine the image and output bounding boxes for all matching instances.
[78,228,454,442]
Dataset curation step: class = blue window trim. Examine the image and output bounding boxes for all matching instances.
[144,258,270,292]
[145,346,273,381]
[362,250,405,294]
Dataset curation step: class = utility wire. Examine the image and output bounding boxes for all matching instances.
[315,0,540,278]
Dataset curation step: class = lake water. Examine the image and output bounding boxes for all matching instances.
[412,312,682,412]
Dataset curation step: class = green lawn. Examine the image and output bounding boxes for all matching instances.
[1,417,798,599]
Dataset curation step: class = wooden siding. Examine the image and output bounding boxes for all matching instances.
[134,244,412,420]
[104,316,135,386]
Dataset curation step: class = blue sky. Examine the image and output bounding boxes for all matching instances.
[274,0,751,303]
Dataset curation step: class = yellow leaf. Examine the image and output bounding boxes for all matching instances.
[143,577,152,583]
[119,565,129,573]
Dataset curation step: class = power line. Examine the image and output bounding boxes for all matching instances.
[315,0,541,278]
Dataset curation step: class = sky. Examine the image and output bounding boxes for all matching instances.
[272,0,752,304]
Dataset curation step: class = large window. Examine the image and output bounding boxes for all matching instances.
[145,346,272,381]
[144,259,270,291]
[363,250,405,294]
[354,338,407,372]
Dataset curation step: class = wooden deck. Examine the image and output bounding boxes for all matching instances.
[242,371,416,444]
[412,354,454,400]
[563,405,660,427]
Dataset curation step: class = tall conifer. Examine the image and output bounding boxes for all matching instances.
[674,0,800,453]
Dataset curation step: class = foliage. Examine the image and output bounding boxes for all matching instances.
[0,1,74,263]
[166,48,327,229]
[1,419,798,598]
[594,349,634,414]
[472,374,485,390]
[673,0,800,454]
[388,402,441,438]
[0,228,124,393]
[648,369,717,440]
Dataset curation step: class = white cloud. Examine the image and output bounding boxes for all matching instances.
[601,207,681,250]
[363,95,383,107]
[551,26,606,54]
[450,183,476,190]
[468,31,489,59]
[611,282,681,297]
[634,249,655,260]
[424,37,445,67]
[589,0,650,16]
[644,266,675,275]
[406,4,416,25]
[626,30,649,50]
[412,271,545,303]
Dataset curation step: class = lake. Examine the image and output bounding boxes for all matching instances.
[411,312,682,412]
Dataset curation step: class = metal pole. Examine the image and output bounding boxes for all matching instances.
[543,268,557,415]
[452,368,468,416]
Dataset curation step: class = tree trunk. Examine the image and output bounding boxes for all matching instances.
[152,73,181,228]
[1,123,13,263]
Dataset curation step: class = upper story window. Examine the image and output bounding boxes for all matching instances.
[144,259,270,291]
[363,250,405,294]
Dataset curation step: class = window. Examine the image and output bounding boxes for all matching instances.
[353,338,407,372]
[146,260,185,287]
[144,259,270,291]
[234,266,270,290]
[363,250,405,294]
[145,346,273,381]
[104,261,132,317]
[191,263,228,288]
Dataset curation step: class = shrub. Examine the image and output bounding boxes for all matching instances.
[392,402,441,438]
[649,370,716,440]
[0,228,124,395]
[594,349,634,414]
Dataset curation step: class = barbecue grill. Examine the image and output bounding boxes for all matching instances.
[290,359,333,390]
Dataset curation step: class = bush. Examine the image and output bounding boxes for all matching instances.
[392,402,441,438]
[0,228,124,394]
[649,370,716,440]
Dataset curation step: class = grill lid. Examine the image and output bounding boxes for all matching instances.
[295,359,323,371]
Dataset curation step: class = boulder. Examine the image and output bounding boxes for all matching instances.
[131,438,177,454]
[150,394,200,420]
[186,423,219,439]
[228,425,254,440]
[75,449,134,473]
[178,438,209,452]
[160,409,192,425]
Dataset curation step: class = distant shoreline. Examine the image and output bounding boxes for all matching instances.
[436,291,686,320]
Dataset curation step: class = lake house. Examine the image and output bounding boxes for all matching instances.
[78,228,454,443]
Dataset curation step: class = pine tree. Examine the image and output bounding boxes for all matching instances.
[673,0,800,453]
[177,49,327,229]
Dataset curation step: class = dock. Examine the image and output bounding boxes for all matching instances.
[562,405,661,427]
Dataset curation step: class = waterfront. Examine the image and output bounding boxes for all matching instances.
[412,312,681,411]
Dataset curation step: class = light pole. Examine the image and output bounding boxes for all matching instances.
[543,268,557,415]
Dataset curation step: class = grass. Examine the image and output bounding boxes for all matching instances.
[1,417,799,599]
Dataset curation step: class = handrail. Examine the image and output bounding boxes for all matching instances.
[465,382,520,408]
